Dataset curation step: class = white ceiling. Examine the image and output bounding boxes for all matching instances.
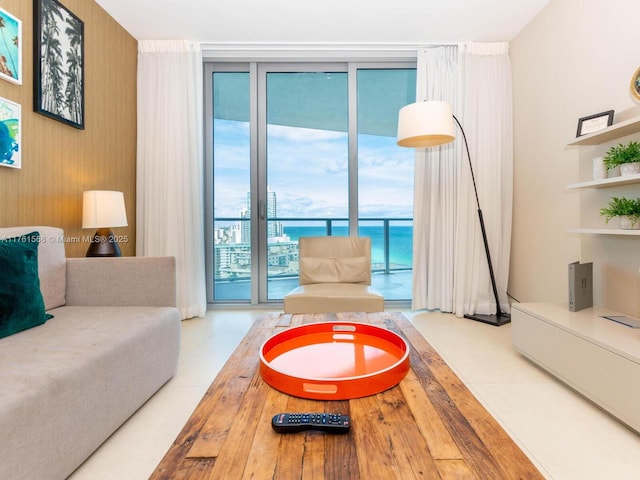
[95,0,550,44]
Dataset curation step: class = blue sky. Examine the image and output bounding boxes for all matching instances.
[213,119,415,219]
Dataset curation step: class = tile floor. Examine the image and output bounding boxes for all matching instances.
[69,309,640,480]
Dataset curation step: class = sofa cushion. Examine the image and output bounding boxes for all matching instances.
[0,226,66,310]
[299,256,369,285]
[0,232,49,338]
[0,305,181,480]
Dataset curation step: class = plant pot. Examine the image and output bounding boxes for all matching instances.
[620,216,640,230]
[592,156,607,180]
[620,162,640,176]
[607,165,621,178]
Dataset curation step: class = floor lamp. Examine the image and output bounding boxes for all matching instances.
[397,100,510,326]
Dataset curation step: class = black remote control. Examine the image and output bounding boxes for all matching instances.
[271,413,351,434]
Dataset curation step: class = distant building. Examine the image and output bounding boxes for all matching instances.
[241,189,285,243]
[215,189,295,279]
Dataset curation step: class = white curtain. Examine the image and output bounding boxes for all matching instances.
[412,46,458,312]
[136,40,207,319]
[412,43,513,316]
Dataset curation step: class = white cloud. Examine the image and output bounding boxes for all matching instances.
[213,120,414,218]
[268,124,346,142]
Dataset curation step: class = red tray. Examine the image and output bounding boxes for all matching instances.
[259,322,410,400]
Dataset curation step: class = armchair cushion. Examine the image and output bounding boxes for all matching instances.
[299,256,369,285]
[284,283,384,314]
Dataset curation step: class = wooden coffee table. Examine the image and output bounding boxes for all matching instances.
[150,312,543,479]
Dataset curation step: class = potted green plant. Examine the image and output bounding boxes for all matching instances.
[602,141,640,176]
[599,196,640,229]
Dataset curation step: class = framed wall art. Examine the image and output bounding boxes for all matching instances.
[34,0,84,129]
[0,7,22,85]
[576,110,614,137]
[0,96,21,169]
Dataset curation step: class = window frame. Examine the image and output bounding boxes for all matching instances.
[204,59,417,306]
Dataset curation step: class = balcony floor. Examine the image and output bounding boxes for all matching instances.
[215,270,413,302]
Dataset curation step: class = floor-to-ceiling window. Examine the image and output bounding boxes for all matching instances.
[205,61,416,305]
[209,68,252,301]
[263,68,349,300]
[357,68,416,301]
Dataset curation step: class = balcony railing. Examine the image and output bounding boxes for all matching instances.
[213,217,413,301]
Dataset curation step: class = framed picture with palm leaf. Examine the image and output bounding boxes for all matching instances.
[34,0,84,129]
[0,7,21,85]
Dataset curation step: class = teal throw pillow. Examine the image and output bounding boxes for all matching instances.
[0,231,50,339]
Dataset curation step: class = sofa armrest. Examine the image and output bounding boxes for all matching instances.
[64,257,177,307]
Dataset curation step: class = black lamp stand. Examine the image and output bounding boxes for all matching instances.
[453,116,510,326]
[86,228,122,257]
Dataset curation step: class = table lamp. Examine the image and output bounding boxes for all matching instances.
[397,100,510,326]
[82,190,128,257]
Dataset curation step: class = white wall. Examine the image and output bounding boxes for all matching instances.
[510,0,640,315]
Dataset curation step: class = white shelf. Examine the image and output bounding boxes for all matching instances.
[566,173,640,189]
[568,228,640,236]
[567,112,640,235]
[568,114,640,146]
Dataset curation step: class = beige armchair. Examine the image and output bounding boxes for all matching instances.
[283,236,384,314]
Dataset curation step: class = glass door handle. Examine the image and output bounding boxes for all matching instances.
[259,199,266,220]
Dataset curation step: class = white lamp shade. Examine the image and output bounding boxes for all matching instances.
[82,190,128,228]
[396,101,456,148]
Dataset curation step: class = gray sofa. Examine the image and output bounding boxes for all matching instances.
[0,226,181,480]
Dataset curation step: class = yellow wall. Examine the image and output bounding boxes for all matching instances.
[511,0,640,315]
[0,0,136,257]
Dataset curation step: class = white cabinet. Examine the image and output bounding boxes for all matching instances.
[512,302,640,433]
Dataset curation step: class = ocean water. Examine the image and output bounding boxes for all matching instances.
[213,223,413,301]
[284,225,413,268]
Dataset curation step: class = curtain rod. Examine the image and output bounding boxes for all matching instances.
[198,42,508,61]
[199,42,465,62]
[201,42,460,52]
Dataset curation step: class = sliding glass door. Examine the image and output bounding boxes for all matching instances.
[209,69,252,301]
[356,68,416,300]
[205,61,415,305]
[262,68,349,300]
